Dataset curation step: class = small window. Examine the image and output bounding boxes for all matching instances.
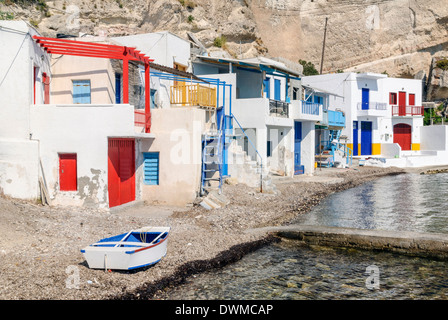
[73,80,91,104]
[267,141,272,157]
[143,152,159,185]
[59,153,77,191]
[389,92,397,105]
[115,73,122,104]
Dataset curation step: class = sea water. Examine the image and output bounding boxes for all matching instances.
[161,173,448,300]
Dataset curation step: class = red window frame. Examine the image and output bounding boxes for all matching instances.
[389,92,397,105]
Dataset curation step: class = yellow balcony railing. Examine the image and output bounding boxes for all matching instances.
[170,84,217,108]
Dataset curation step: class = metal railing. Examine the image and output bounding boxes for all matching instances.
[302,102,320,115]
[269,99,289,117]
[392,105,424,116]
[357,102,388,110]
[170,84,217,108]
[134,109,147,127]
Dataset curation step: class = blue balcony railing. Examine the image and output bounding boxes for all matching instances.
[328,110,345,127]
[302,102,320,115]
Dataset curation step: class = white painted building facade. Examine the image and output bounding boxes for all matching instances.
[0,21,51,200]
[302,72,425,161]
[193,56,326,176]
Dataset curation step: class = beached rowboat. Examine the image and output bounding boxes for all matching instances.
[81,227,170,270]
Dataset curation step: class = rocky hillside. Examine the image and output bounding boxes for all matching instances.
[2,0,448,99]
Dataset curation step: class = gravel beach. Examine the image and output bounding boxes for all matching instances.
[0,166,406,300]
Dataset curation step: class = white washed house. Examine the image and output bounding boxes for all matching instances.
[0,22,158,209]
[301,72,446,168]
[0,21,51,200]
[193,56,329,176]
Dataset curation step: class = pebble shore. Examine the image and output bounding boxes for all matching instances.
[0,166,405,299]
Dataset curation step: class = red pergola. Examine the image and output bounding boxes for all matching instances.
[33,35,154,133]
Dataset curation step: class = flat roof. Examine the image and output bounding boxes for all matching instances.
[195,55,302,79]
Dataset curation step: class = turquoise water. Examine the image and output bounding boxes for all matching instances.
[161,173,448,300]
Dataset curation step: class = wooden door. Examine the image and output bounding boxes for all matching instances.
[59,154,77,191]
[394,123,411,151]
[398,91,406,116]
[108,139,135,208]
[361,121,372,155]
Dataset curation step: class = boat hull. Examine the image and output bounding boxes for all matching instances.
[81,227,170,270]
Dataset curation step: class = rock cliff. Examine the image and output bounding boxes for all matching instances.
[2,0,448,99]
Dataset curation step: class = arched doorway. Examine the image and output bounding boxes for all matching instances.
[393,123,412,151]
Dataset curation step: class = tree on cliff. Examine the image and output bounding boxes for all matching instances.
[298,60,319,76]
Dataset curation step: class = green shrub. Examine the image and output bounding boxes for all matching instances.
[298,59,319,76]
[0,10,14,19]
[213,36,227,48]
[436,58,448,71]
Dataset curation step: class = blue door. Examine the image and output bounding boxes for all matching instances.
[361,121,372,155]
[73,80,91,104]
[274,79,281,101]
[263,77,270,99]
[353,121,358,156]
[294,122,304,175]
[362,88,369,110]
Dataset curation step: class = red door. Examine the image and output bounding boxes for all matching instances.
[59,154,77,191]
[394,124,412,151]
[108,139,135,208]
[398,91,406,116]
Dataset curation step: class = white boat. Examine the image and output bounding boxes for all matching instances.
[81,227,170,270]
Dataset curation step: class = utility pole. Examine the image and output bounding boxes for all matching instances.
[320,17,328,75]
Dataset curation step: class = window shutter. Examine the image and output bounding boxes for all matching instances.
[143,152,159,185]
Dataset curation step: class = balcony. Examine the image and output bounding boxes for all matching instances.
[392,105,424,117]
[357,102,388,117]
[170,84,217,108]
[302,102,320,116]
[289,101,322,122]
[269,99,289,118]
[328,110,345,127]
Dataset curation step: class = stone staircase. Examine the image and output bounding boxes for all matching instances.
[227,140,276,193]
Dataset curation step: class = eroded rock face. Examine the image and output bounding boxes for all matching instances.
[427,58,448,101]
[247,0,448,76]
[2,0,448,95]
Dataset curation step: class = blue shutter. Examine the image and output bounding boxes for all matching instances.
[263,77,270,99]
[274,79,281,101]
[143,152,159,185]
[73,80,91,104]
